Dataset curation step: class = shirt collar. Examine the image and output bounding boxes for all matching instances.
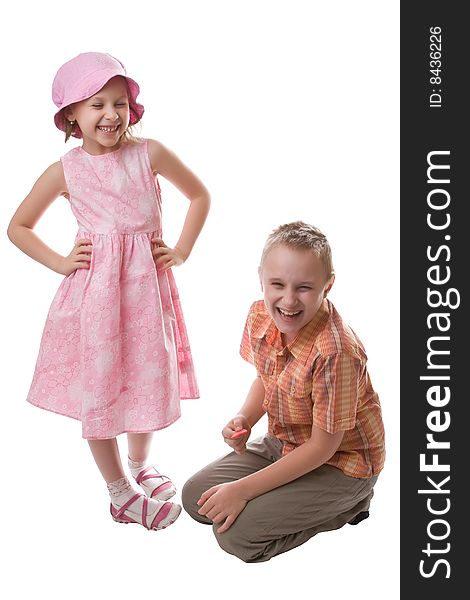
[250,304,283,351]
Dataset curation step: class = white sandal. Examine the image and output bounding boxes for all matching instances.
[110,493,181,530]
[133,464,177,501]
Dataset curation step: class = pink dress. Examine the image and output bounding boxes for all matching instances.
[27,139,199,439]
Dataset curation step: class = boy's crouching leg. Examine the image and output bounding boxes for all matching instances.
[213,508,272,563]
[182,445,273,527]
[181,474,213,525]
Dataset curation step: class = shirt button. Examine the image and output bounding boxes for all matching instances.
[291,386,296,394]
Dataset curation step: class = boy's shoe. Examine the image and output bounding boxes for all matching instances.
[348,510,370,525]
[133,464,177,501]
[110,493,181,530]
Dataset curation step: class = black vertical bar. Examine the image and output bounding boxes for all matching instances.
[401,2,466,596]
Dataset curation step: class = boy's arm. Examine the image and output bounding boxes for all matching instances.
[236,424,344,499]
[232,375,266,428]
[222,376,265,455]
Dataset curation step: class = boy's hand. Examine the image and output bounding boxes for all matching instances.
[222,415,251,455]
[197,482,248,533]
[151,238,186,270]
[57,239,92,276]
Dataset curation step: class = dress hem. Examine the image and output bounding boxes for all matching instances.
[26,398,198,439]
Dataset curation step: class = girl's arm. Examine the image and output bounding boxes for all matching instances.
[7,162,92,275]
[147,139,211,268]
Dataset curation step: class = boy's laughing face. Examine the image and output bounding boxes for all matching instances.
[260,244,334,345]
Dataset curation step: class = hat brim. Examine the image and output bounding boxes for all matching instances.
[54,74,144,139]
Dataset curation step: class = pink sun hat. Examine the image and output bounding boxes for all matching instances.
[52,52,144,138]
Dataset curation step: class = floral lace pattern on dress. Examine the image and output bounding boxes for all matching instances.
[27,140,199,439]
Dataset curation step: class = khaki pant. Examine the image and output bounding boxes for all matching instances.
[182,435,378,562]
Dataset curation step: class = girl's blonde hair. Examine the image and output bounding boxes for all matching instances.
[260,221,334,280]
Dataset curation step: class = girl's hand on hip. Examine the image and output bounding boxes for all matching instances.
[197,482,248,533]
[222,415,251,455]
[152,238,186,270]
[57,239,92,276]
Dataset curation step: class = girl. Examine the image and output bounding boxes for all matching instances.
[7,52,210,531]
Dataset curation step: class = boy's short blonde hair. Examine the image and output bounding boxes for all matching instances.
[260,221,334,280]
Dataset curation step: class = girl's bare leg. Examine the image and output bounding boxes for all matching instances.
[88,438,125,483]
[127,432,176,500]
[127,432,154,462]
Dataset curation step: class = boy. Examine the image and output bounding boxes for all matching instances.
[182,221,385,562]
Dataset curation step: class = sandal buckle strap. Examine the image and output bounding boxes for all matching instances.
[135,465,166,485]
[114,493,142,520]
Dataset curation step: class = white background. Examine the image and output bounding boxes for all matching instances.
[1,1,399,598]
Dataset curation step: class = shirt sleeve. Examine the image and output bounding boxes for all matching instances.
[240,310,255,365]
[311,353,363,433]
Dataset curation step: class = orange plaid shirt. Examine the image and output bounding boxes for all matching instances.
[240,299,385,478]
